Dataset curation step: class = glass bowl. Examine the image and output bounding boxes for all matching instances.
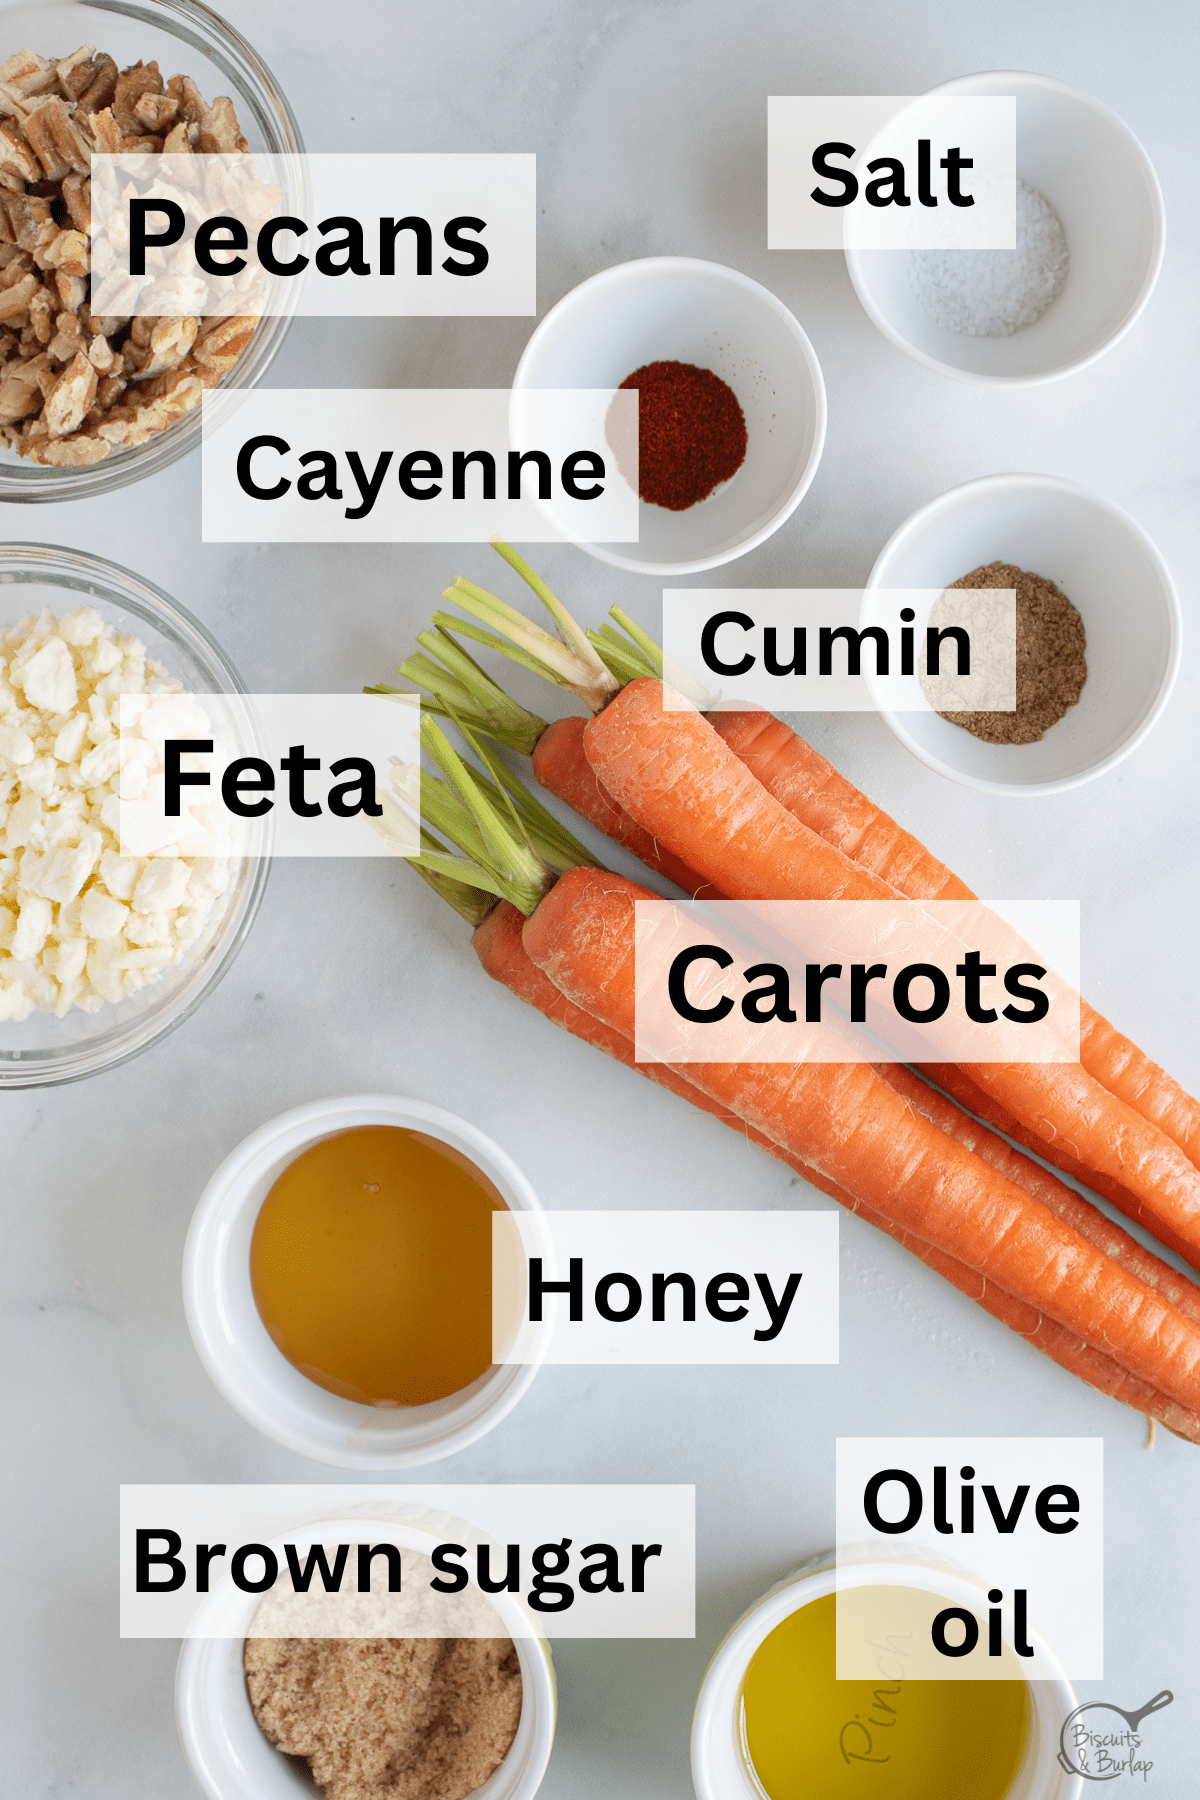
[0,0,304,502]
[0,543,269,1087]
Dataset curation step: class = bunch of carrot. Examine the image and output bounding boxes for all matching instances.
[377,547,1200,1440]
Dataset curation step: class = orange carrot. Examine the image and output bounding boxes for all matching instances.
[480,897,1200,1327]
[474,900,1200,1440]
[711,707,1200,1172]
[532,713,1165,1251]
[524,866,1200,1415]
[877,1062,1200,1323]
[531,716,718,899]
[712,709,975,899]
[581,679,1200,1264]
[918,1061,1200,1271]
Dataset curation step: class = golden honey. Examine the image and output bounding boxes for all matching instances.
[250,1125,503,1406]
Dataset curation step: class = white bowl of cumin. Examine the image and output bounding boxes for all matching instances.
[862,472,1182,795]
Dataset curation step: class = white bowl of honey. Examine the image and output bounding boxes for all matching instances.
[691,1552,1082,1800]
[183,1094,550,1468]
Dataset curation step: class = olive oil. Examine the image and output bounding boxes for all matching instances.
[250,1125,504,1406]
[741,1591,1029,1800]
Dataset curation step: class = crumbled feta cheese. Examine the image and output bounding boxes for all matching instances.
[80,889,130,939]
[0,608,232,1021]
[132,857,191,915]
[11,893,52,961]
[0,724,34,767]
[53,713,90,764]
[99,850,138,901]
[21,636,78,713]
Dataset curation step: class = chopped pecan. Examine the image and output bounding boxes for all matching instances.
[85,332,116,373]
[197,95,247,155]
[61,172,90,234]
[54,270,88,313]
[5,191,56,256]
[0,121,43,184]
[76,54,119,115]
[0,247,34,284]
[26,431,111,466]
[0,375,39,420]
[192,314,257,373]
[112,61,164,134]
[133,91,179,133]
[33,96,94,178]
[0,79,33,121]
[43,350,97,436]
[166,74,207,124]
[47,310,85,362]
[22,98,73,180]
[0,271,39,320]
[0,51,57,99]
[88,107,124,154]
[82,309,128,338]
[29,284,54,343]
[55,47,98,100]
[136,314,197,377]
[39,228,89,278]
[95,373,126,408]
[182,353,224,391]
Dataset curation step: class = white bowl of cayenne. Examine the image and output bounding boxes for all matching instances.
[511,256,827,575]
[861,473,1182,796]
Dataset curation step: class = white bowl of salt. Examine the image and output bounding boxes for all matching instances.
[844,71,1164,385]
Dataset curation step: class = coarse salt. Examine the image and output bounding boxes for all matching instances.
[907,181,1069,338]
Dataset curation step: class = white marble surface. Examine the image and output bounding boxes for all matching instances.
[3,0,1200,1793]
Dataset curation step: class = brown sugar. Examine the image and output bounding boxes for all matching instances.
[941,560,1087,745]
[244,1636,522,1800]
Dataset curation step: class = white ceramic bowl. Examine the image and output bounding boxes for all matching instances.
[182,1095,549,1468]
[861,474,1181,794]
[511,257,827,574]
[845,72,1165,385]
[691,1553,1081,1800]
[177,1515,556,1800]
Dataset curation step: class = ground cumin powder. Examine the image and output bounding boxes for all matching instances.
[244,1636,522,1800]
[943,560,1087,744]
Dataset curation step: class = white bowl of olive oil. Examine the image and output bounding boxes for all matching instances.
[691,1552,1081,1800]
[183,1094,549,1469]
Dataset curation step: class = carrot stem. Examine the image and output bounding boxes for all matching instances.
[419,715,553,915]
[488,540,614,684]
[444,575,617,711]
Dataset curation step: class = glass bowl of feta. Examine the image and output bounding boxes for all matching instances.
[0,542,269,1086]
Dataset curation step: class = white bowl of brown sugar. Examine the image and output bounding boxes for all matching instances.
[176,1514,557,1800]
[861,473,1181,795]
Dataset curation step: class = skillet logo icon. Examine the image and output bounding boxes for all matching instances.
[1058,1690,1172,1782]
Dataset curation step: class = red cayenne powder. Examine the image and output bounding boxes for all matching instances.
[607,360,747,511]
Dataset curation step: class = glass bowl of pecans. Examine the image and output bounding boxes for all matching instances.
[0,0,303,501]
